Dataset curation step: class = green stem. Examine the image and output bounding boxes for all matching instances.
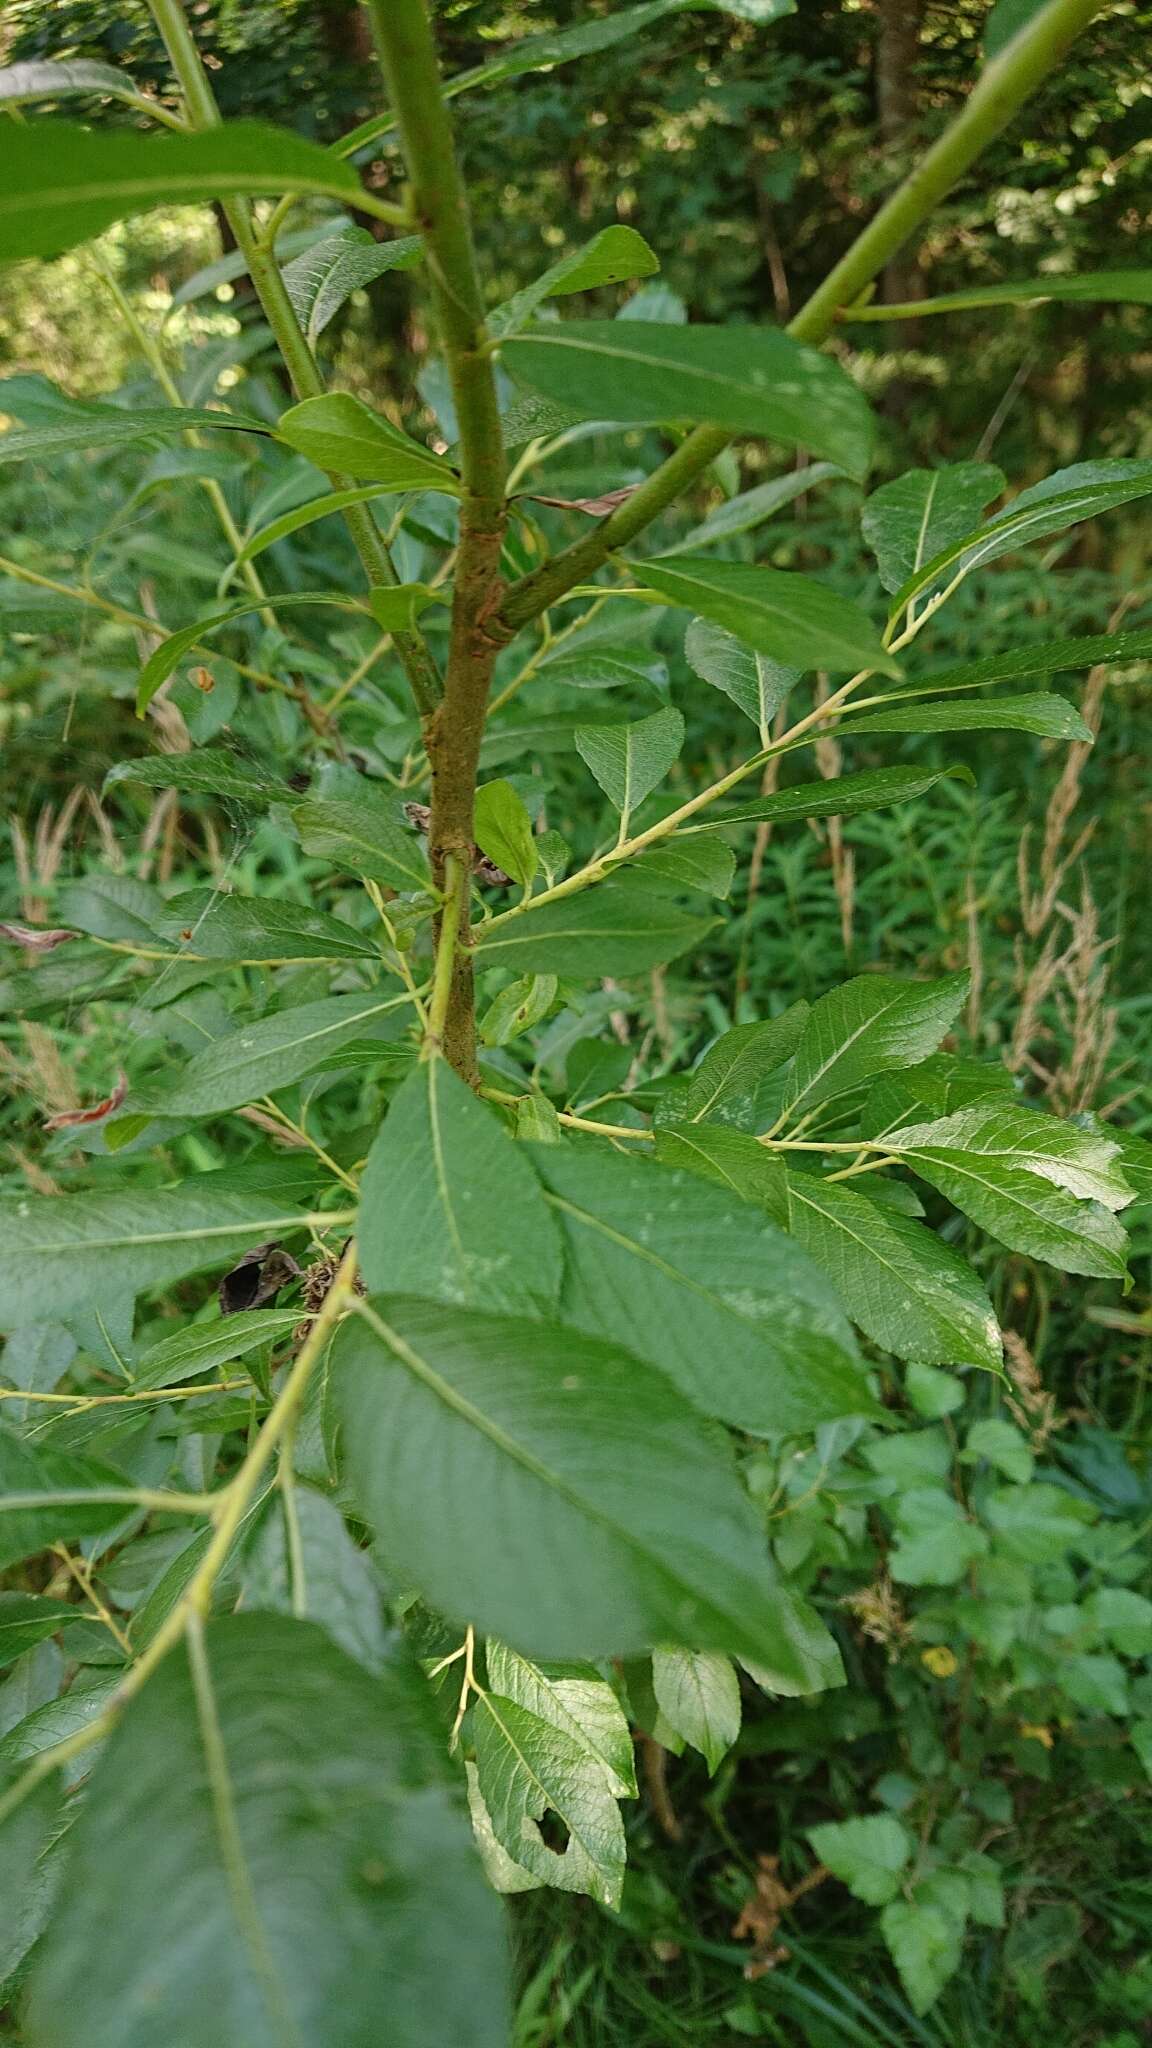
[367,0,508,1084]
[145,0,442,720]
[496,0,1103,633]
[424,853,469,1055]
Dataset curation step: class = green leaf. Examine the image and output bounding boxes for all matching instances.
[135,591,368,715]
[281,225,422,342]
[681,1005,809,1126]
[888,1489,988,1586]
[0,57,149,108]
[848,692,1092,740]
[1083,1587,1152,1659]
[104,749,287,806]
[962,1418,1034,1484]
[140,990,413,1119]
[0,402,267,470]
[238,1488,387,1670]
[574,705,685,815]
[884,624,1152,699]
[293,788,430,893]
[866,1053,1016,1131]
[335,1295,832,1675]
[489,225,659,339]
[153,890,380,963]
[56,873,166,946]
[0,1430,129,1571]
[0,119,367,264]
[890,1142,1129,1279]
[655,1124,1002,1369]
[368,583,447,633]
[232,486,416,569]
[891,459,1152,612]
[683,617,799,738]
[850,270,1152,320]
[784,972,968,1120]
[881,1896,965,2016]
[984,1483,1095,1563]
[485,1640,637,1800]
[358,1058,562,1313]
[631,557,898,675]
[276,392,460,490]
[473,781,539,888]
[479,974,559,1048]
[500,320,874,475]
[532,1144,874,1435]
[696,763,973,832]
[472,1693,627,1907]
[906,1363,966,1418]
[473,880,718,977]
[0,1764,57,1988]
[861,463,1005,593]
[132,1310,300,1393]
[808,1813,913,1905]
[1062,1653,1129,1717]
[0,1177,332,1333]
[0,1594,83,1670]
[632,836,736,898]
[651,1647,741,1773]
[667,463,844,552]
[28,1616,509,2048]
[886,1102,1134,1209]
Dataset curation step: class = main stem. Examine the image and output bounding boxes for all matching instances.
[496,0,1103,632]
[367,0,508,1082]
[146,0,442,721]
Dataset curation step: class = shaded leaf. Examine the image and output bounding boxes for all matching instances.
[683,617,799,737]
[104,749,286,806]
[633,557,898,674]
[277,393,459,490]
[0,1595,84,1671]
[28,1616,508,2048]
[281,225,422,343]
[139,990,413,1119]
[532,1144,875,1434]
[574,705,684,814]
[154,890,378,963]
[862,463,1004,593]
[473,881,717,977]
[0,1177,332,1333]
[652,1647,741,1772]
[655,1124,1002,1369]
[132,1310,300,1392]
[0,1430,129,1572]
[668,463,844,552]
[0,120,365,263]
[501,321,874,476]
[809,1813,913,1905]
[848,692,1092,740]
[358,1058,562,1312]
[293,788,430,893]
[335,1295,837,1677]
[784,973,969,1119]
[489,225,659,339]
[697,763,973,832]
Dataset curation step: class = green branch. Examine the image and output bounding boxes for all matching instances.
[145,0,442,721]
[496,0,1103,634]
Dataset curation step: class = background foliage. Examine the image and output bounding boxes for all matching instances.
[1,2,1151,2044]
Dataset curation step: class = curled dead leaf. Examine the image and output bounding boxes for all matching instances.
[0,923,78,953]
[43,1071,129,1131]
[219,1241,303,1315]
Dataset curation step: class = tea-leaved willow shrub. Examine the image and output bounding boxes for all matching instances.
[1,0,1151,2038]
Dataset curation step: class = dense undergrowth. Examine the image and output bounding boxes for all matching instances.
[2,3,1151,2043]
